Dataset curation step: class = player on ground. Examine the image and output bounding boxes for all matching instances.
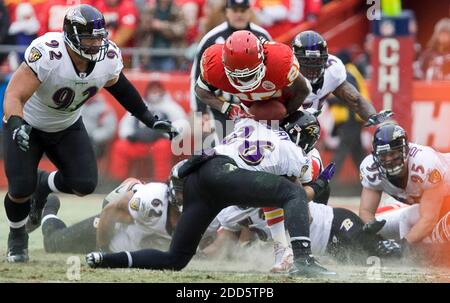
[201,202,400,264]
[359,123,450,251]
[40,165,184,254]
[3,4,178,263]
[195,30,311,122]
[86,111,337,277]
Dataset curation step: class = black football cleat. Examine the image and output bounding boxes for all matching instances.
[289,255,336,278]
[6,230,29,263]
[26,170,50,233]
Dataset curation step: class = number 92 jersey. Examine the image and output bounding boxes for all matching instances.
[23,32,123,132]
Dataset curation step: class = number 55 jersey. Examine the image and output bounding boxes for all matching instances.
[23,32,123,132]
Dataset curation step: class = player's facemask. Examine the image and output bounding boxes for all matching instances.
[224,63,267,93]
[297,55,327,84]
[373,143,408,177]
[66,31,109,62]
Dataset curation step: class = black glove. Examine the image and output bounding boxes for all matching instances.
[308,162,336,197]
[7,116,32,152]
[136,111,179,140]
[375,239,402,257]
[365,109,394,127]
[362,219,386,234]
[152,119,179,140]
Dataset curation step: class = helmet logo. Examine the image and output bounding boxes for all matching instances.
[392,128,403,139]
[262,81,275,90]
[67,8,87,25]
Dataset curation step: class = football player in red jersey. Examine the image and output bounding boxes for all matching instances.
[195,30,311,121]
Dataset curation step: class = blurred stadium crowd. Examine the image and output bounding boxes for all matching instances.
[0,0,448,191]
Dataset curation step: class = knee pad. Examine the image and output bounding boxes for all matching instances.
[69,177,98,196]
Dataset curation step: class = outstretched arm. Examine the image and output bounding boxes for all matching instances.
[332,80,376,122]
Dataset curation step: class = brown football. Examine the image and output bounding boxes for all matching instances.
[248,99,288,121]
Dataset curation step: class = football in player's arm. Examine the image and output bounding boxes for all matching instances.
[194,30,311,121]
[359,123,448,247]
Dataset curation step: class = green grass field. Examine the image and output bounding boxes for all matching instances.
[0,193,448,283]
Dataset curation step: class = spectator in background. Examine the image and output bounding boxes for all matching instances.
[81,95,118,158]
[419,18,450,81]
[253,0,321,39]
[137,0,186,71]
[95,0,138,47]
[8,3,40,65]
[177,0,205,45]
[39,0,92,35]
[109,81,187,182]
[328,50,369,182]
[199,0,227,37]
[0,1,10,66]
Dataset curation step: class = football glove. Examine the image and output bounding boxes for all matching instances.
[362,219,386,234]
[375,239,402,257]
[152,119,179,140]
[308,162,336,197]
[7,116,32,152]
[85,252,104,268]
[221,102,253,120]
[365,109,394,127]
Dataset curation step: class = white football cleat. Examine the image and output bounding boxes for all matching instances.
[270,242,293,273]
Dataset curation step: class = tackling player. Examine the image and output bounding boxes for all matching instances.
[3,4,178,263]
[86,111,337,277]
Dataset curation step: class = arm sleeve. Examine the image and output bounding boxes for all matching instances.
[105,72,156,128]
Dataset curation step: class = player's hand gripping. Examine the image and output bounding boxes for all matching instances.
[222,102,253,120]
[7,116,32,152]
[365,110,394,127]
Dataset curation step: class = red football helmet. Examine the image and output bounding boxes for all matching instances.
[222,30,266,92]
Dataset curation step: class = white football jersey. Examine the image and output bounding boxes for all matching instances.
[214,118,312,181]
[108,183,172,252]
[301,54,346,111]
[23,32,123,132]
[210,202,333,255]
[308,202,334,255]
[360,143,450,205]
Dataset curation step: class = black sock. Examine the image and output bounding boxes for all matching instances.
[34,170,51,208]
[291,239,312,258]
[101,252,130,268]
[53,171,74,194]
[4,194,30,229]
